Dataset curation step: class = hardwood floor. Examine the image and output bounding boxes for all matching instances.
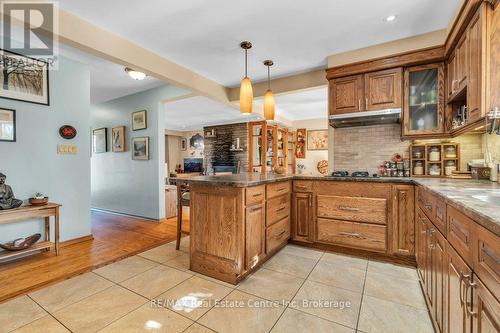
[0,210,190,303]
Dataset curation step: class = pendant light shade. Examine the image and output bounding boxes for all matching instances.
[240,76,253,115]
[239,41,253,115]
[263,60,275,120]
[264,89,275,120]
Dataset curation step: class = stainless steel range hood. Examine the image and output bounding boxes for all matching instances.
[329,109,401,128]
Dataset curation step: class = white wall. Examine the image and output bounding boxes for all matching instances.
[91,85,190,220]
[292,118,329,176]
[0,57,91,242]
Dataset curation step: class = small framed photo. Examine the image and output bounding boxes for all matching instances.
[180,138,187,151]
[307,129,328,151]
[112,126,126,152]
[132,110,147,131]
[132,136,149,160]
[92,128,108,153]
[0,108,16,142]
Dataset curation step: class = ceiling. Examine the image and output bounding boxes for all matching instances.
[164,86,327,130]
[164,96,262,131]
[59,44,165,104]
[58,0,461,87]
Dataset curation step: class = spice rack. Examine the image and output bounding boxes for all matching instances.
[410,143,460,177]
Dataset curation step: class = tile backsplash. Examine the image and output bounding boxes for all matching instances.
[332,124,500,175]
[333,124,409,175]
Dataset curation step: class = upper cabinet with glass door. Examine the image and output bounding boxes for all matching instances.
[403,63,445,137]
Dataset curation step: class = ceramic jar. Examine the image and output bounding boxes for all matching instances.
[445,160,456,176]
[444,146,457,158]
[429,163,441,176]
[414,161,424,175]
[429,147,441,162]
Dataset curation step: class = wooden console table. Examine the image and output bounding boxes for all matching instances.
[0,203,61,263]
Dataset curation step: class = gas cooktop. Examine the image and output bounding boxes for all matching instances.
[328,171,379,178]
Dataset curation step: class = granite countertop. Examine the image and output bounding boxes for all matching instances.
[186,173,294,187]
[412,178,500,236]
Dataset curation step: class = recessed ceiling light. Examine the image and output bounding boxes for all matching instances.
[384,15,397,22]
[124,67,146,80]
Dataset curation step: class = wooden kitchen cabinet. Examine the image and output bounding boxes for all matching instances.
[456,34,469,93]
[447,51,457,98]
[448,245,473,333]
[292,192,314,243]
[245,203,266,270]
[364,67,402,111]
[329,74,364,114]
[471,276,500,333]
[328,68,402,115]
[391,184,415,256]
[430,225,448,333]
[403,63,445,137]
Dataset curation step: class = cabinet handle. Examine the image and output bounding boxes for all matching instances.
[358,99,361,110]
[338,206,360,212]
[250,207,261,213]
[339,232,362,238]
[275,230,286,239]
[365,97,369,108]
[309,194,313,207]
[459,272,470,306]
[252,193,263,198]
[295,185,308,191]
[465,278,477,317]
[276,206,287,213]
[425,203,433,212]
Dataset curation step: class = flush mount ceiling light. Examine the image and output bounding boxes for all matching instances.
[124,67,146,80]
[263,60,275,121]
[384,15,397,22]
[239,41,253,115]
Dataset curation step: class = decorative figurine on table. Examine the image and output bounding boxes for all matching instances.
[0,173,23,210]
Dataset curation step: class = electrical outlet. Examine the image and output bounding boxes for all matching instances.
[57,144,78,155]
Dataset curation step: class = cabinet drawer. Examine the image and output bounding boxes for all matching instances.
[266,194,290,226]
[317,195,387,225]
[293,180,313,192]
[434,195,447,236]
[246,185,265,206]
[447,205,475,266]
[419,187,436,220]
[474,225,500,298]
[266,216,290,254]
[267,181,291,199]
[316,218,387,252]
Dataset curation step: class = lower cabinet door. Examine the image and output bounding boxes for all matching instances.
[472,276,500,333]
[431,227,447,333]
[416,210,429,285]
[245,204,266,270]
[391,184,415,256]
[266,216,290,254]
[292,192,313,243]
[448,245,473,333]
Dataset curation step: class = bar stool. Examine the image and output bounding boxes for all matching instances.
[176,180,190,250]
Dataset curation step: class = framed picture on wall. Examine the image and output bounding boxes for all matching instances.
[180,138,187,151]
[0,49,50,105]
[296,128,306,158]
[112,126,126,152]
[92,128,108,153]
[132,136,149,160]
[307,129,328,150]
[0,108,16,142]
[132,110,147,130]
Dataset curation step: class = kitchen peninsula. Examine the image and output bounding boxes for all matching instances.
[187,174,499,279]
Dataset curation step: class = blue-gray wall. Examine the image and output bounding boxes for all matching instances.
[91,85,190,220]
[0,57,91,242]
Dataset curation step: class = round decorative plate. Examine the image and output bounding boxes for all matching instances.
[317,160,329,175]
[59,125,77,139]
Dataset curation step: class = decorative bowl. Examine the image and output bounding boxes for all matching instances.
[29,197,49,206]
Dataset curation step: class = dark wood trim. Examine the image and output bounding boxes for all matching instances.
[61,235,94,247]
[289,239,417,267]
[325,46,445,80]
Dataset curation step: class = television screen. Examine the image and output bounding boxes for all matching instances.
[184,158,203,173]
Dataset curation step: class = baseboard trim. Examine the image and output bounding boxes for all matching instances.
[61,235,94,247]
[91,208,160,222]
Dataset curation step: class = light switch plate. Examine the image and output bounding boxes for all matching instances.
[57,144,78,155]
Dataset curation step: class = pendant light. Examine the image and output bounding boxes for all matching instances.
[239,41,253,115]
[263,60,275,120]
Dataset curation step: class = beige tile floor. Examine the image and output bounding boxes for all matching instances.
[0,238,434,333]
